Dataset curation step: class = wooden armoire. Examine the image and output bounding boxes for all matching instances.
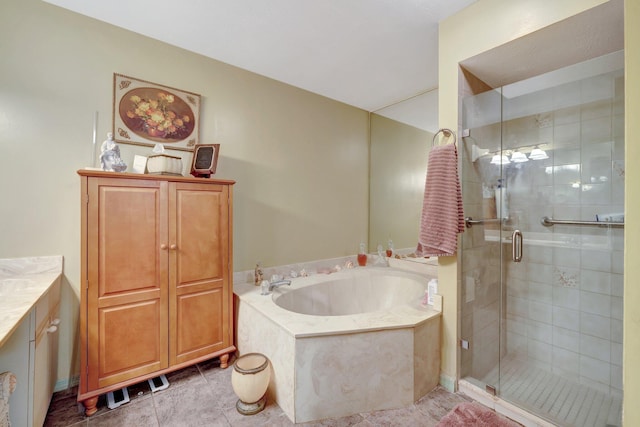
[77,170,235,415]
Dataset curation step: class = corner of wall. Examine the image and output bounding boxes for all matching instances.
[439,373,456,393]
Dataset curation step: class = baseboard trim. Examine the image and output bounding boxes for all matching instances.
[54,375,79,392]
[439,373,456,393]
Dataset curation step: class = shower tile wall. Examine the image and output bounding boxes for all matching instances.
[461,73,624,398]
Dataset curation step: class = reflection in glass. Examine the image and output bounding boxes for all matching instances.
[369,91,437,253]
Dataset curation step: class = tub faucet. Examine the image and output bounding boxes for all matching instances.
[268,280,291,292]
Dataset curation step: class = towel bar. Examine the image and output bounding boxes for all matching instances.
[541,216,624,228]
[432,128,457,147]
[464,217,505,228]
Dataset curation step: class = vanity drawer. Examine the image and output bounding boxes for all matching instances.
[35,280,61,344]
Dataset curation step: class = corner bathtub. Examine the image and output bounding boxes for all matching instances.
[233,266,441,423]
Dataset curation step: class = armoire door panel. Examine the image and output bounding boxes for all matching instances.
[98,186,163,295]
[172,184,228,285]
[173,287,224,364]
[96,299,168,388]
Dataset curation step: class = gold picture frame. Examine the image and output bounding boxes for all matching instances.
[113,73,201,151]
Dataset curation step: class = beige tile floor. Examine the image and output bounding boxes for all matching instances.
[44,357,473,426]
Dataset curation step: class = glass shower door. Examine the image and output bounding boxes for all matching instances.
[460,62,624,427]
[459,86,505,394]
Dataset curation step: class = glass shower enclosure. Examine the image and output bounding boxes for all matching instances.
[459,56,624,427]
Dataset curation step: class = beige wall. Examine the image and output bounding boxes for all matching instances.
[0,0,368,386]
[441,0,640,425]
[623,0,639,424]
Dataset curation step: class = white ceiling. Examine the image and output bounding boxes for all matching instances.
[43,0,476,130]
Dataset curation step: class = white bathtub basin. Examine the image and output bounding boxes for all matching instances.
[273,271,426,316]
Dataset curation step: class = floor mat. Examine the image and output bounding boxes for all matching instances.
[437,401,521,427]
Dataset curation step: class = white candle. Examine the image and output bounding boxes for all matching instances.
[92,111,98,167]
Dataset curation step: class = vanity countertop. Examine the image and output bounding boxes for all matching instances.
[0,256,63,348]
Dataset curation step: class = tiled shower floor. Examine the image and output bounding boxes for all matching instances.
[43,357,476,426]
[475,355,622,427]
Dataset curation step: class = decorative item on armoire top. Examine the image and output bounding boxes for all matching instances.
[131,155,148,174]
[146,143,183,176]
[113,73,201,152]
[99,132,127,172]
[190,144,220,178]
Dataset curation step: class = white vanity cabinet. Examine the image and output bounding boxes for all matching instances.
[33,279,61,426]
[0,267,61,427]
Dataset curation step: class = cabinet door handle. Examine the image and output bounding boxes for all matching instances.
[160,244,168,250]
[51,318,61,326]
[170,244,177,250]
[46,325,58,334]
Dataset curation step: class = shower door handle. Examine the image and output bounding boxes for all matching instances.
[512,230,523,262]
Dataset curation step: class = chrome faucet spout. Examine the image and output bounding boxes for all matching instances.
[268,280,291,292]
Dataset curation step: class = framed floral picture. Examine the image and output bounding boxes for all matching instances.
[113,73,201,151]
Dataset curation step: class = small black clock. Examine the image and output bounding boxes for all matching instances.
[190,144,220,178]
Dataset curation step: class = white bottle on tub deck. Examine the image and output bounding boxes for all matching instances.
[427,278,438,306]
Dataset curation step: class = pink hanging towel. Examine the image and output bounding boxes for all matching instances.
[415,143,465,257]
